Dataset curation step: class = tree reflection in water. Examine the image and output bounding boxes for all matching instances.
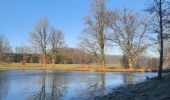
[0,71,9,100]
[97,73,105,95]
[122,73,136,85]
[0,71,156,99]
[28,71,47,100]
[50,71,57,100]
[86,73,105,96]
[28,71,68,100]
[49,71,67,100]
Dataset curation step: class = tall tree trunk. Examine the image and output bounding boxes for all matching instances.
[127,48,133,69]
[52,55,55,66]
[99,32,105,71]
[51,50,56,67]
[158,0,163,79]
[101,48,105,69]
[98,48,105,71]
[43,52,46,67]
[127,56,133,69]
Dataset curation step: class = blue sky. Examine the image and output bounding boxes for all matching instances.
[0,0,151,55]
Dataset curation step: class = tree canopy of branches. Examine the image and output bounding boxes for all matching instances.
[146,0,170,79]
[108,8,148,69]
[81,0,109,69]
[29,18,50,67]
[49,28,65,65]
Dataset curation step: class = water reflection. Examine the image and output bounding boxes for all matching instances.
[50,71,58,100]
[122,73,134,85]
[0,71,10,100]
[89,73,105,95]
[0,70,157,100]
[27,71,68,100]
[122,72,154,85]
[49,71,68,100]
[28,71,47,100]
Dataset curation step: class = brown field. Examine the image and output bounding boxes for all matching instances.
[0,63,146,72]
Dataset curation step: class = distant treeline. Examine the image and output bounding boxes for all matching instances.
[2,48,121,64]
[0,47,162,70]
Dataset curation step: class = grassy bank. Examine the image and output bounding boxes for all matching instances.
[95,73,170,100]
[0,63,145,72]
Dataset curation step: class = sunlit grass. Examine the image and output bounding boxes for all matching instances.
[0,63,145,72]
[0,63,122,69]
[0,63,122,68]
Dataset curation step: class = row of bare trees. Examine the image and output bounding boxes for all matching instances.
[12,47,94,64]
[0,0,169,78]
[81,0,170,78]
[29,18,65,67]
[81,0,149,69]
[26,0,170,79]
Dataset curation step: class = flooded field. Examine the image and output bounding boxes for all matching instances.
[0,70,157,100]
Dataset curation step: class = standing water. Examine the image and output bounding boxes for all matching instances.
[0,70,156,100]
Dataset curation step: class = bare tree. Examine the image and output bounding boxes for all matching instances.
[121,54,128,68]
[0,34,11,63]
[163,44,170,68]
[29,18,50,67]
[15,46,32,65]
[108,8,148,69]
[49,28,65,66]
[146,0,170,78]
[81,0,109,70]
